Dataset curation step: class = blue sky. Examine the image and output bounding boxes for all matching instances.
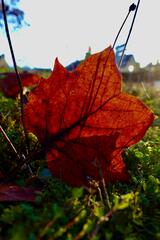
[1,0,160,69]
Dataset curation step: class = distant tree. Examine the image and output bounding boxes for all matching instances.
[0,0,27,29]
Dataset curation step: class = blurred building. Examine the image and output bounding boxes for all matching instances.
[115,45,140,73]
[66,47,91,71]
[0,54,9,69]
[144,61,160,81]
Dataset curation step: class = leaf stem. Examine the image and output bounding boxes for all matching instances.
[113,3,137,50]
[118,0,141,67]
[112,12,130,50]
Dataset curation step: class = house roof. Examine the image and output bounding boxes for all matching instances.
[66,60,81,71]
[116,54,135,68]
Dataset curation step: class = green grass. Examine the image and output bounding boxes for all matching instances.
[0,86,160,240]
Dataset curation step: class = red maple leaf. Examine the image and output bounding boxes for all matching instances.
[24,47,154,186]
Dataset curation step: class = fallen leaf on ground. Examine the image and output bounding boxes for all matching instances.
[0,72,40,98]
[0,184,38,201]
[24,46,155,186]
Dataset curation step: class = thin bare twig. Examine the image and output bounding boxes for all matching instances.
[112,13,130,50]
[93,158,111,210]
[1,0,34,176]
[89,210,113,239]
[118,0,141,67]
[117,1,150,98]
[1,0,30,156]
[0,124,34,177]
[0,124,20,159]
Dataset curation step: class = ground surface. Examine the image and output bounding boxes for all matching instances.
[0,84,160,240]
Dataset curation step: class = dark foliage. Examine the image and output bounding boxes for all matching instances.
[0,0,27,29]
